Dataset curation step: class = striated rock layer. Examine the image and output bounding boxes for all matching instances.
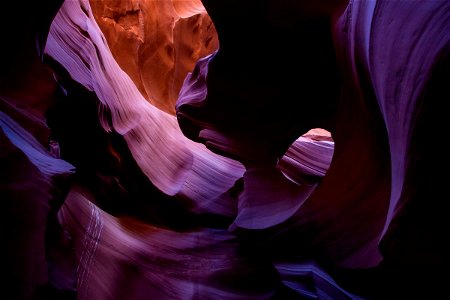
[89,0,218,114]
[176,0,450,297]
[1,0,449,299]
[0,1,77,298]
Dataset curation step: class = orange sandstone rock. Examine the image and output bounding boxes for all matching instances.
[89,0,218,114]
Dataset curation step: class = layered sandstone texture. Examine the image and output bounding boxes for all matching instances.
[1,0,449,299]
[89,0,218,114]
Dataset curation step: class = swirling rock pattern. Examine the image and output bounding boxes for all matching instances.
[89,0,218,114]
[1,0,449,299]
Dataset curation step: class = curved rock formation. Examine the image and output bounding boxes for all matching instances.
[177,0,450,296]
[2,0,449,299]
[0,1,77,298]
[89,0,218,114]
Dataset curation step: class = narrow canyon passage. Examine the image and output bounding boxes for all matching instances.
[1,0,449,299]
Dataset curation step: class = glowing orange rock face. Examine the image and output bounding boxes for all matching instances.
[89,0,218,114]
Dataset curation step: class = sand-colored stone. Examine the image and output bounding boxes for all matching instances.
[89,0,218,114]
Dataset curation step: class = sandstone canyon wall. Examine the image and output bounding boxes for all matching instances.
[1,0,449,299]
[89,0,218,114]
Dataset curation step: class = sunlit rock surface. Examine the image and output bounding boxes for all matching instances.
[1,0,449,299]
[89,0,218,114]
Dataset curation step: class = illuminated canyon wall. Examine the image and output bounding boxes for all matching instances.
[1,0,449,299]
[89,0,218,114]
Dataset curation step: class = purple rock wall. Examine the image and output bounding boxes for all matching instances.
[1,0,449,299]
